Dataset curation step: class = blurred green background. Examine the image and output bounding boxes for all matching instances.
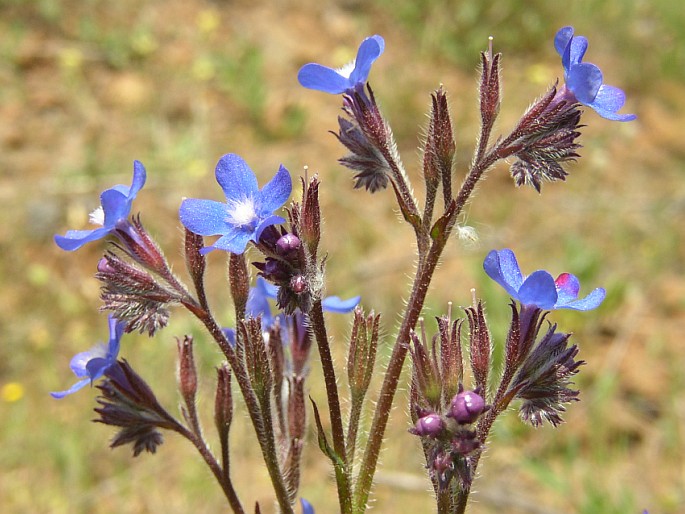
[1,0,683,512]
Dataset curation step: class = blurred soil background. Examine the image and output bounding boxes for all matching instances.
[1,0,684,513]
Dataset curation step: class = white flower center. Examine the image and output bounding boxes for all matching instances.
[225,196,258,228]
[89,206,105,226]
[336,60,356,79]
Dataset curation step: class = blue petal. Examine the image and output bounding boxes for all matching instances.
[100,188,131,227]
[568,35,588,66]
[107,316,124,359]
[179,199,231,236]
[256,276,279,299]
[258,164,292,215]
[587,84,637,121]
[567,62,603,104]
[215,154,259,201]
[554,26,574,58]
[129,160,147,198]
[322,295,361,313]
[559,287,606,311]
[554,273,580,305]
[246,280,273,318]
[50,378,91,399]
[85,357,109,380]
[300,498,315,514]
[254,214,286,242]
[518,270,557,309]
[298,63,351,94]
[483,249,524,298]
[349,35,385,86]
[222,328,237,347]
[69,343,108,377]
[54,227,110,251]
[205,230,253,254]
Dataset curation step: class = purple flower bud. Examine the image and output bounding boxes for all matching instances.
[448,390,486,424]
[409,413,445,438]
[276,233,301,255]
[97,257,115,273]
[291,275,307,294]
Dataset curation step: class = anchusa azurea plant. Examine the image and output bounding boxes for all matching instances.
[52,26,636,513]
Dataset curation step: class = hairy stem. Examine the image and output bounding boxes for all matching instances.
[309,299,352,514]
[191,308,295,514]
[175,424,245,514]
[354,138,506,511]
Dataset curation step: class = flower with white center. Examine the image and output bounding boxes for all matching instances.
[55,160,147,251]
[298,35,385,95]
[179,153,292,254]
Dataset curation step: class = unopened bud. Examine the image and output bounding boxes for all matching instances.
[229,252,250,319]
[214,364,233,436]
[409,413,445,438]
[291,275,307,294]
[97,257,115,273]
[301,176,321,257]
[176,336,197,407]
[448,390,486,424]
[184,228,206,305]
[276,233,301,255]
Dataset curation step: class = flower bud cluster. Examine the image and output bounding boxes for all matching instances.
[253,226,311,314]
[408,317,491,491]
[253,176,324,315]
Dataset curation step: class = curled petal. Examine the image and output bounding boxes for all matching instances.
[100,189,131,227]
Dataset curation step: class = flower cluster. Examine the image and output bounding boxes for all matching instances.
[50,25,634,514]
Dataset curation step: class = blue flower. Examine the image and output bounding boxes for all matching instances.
[554,26,636,122]
[179,154,292,255]
[298,35,385,94]
[55,161,147,251]
[51,315,126,398]
[483,249,605,311]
